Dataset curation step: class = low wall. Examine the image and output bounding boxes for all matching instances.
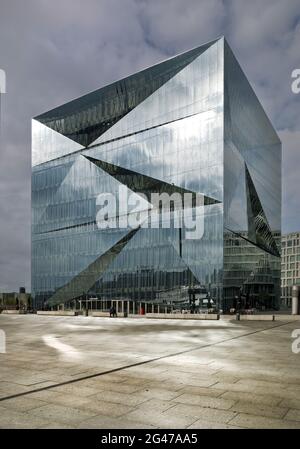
[238,314,300,321]
[146,313,220,320]
[1,310,21,314]
[90,311,123,318]
[89,311,109,317]
[36,311,77,316]
[90,311,134,318]
[273,314,300,321]
[238,314,274,321]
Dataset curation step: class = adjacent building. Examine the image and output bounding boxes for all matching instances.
[32,37,281,311]
[0,288,31,310]
[281,232,300,307]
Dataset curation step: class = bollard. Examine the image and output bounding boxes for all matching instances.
[236,312,240,321]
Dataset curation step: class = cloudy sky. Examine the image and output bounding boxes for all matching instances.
[0,0,299,292]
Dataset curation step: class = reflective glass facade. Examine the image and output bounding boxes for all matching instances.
[32,37,281,310]
[223,41,281,310]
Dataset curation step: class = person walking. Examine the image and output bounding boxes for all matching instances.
[110,305,117,317]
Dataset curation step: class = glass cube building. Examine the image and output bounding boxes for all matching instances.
[32,37,281,311]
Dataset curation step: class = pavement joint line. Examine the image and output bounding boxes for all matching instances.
[0,320,295,403]
[281,408,292,420]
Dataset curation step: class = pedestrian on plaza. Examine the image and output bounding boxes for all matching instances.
[110,305,117,317]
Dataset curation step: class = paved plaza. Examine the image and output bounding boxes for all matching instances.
[0,314,300,429]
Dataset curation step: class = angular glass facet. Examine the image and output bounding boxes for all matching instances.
[91,39,223,146]
[47,227,140,306]
[32,119,83,166]
[85,155,220,207]
[245,164,280,257]
[34,40,218,148]
[223,40,281,309]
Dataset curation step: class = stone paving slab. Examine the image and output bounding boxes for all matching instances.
[77,415,156,429]
[0,314,300,429]
[279,398,300,410]
[229,413,300,429]
[0,405,50,429]
[220,391,282,407]
[284,409,300,422]
[164,403,238,424]
[171,393,236,410]
[187,419,243,429]
[28,404,98,426]
[175,386,225,398]
[123,407,197,429]
[229,401,288,419]
[0,396,48,412]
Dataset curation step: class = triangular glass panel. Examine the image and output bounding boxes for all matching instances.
[34,39,219,148]
[32,159,74,231]
[91,38,223,146]
[224,141,248,232]
[224,39,281,232]
[34,155,151,234]
[245,164,280,257]
[94,226,201,304]
[47,227,140,306]
[32,119,83,166]
[85,155,220,207]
